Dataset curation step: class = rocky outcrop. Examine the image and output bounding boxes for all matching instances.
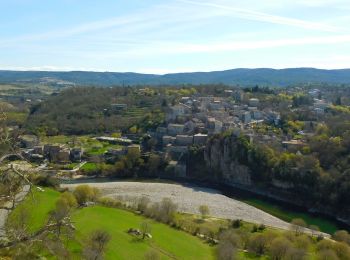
[204,135,251,186]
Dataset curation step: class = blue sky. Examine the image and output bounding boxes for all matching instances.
[1,0,350,73]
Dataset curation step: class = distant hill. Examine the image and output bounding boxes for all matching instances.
[1,68,350,87]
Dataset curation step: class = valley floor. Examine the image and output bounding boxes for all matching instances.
[62,181,294,231]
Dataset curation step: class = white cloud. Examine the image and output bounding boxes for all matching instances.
[178,0,345,33]
[108,34,350,57]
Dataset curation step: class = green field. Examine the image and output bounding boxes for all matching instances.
[9,189,216,259]
[8,188,60,233]
[242,198,338,234]
[80,162,99,171]
[73,206,215,259]
[40,135,121,156]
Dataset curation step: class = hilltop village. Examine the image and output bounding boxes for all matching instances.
[16,86,338,180]
[2,83,350,260]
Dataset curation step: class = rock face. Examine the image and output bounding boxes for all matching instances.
[204,135,251,186]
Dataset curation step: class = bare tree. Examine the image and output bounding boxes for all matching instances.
[83,230,111,260]
[158,198,177,224]
[309,225,320,238]
[140,221,152,239]
[290,218,306,236]
[137,196,150,213]
[217,240,237,260]
[269,237,293,260]
[198,205,210,219]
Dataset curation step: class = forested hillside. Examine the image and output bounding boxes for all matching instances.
[1,68,350,87]
[26,87,165,135]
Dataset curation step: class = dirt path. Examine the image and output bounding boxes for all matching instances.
[0,185,30,238]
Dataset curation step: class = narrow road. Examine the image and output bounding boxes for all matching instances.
[0,185,30,238]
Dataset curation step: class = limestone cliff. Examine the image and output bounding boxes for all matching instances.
[204,135,252,186]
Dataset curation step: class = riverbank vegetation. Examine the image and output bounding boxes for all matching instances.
[242,198,338,234]
[4,184,350,259]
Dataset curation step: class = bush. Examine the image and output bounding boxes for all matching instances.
[59,191,78,209]
[30,174,59,188]
[285,247,307,260]
[217,240,237,260]
[137,197,151,213]
[294,235,311,251]
[198,205,210,219]
[316,249,339,260]
[248,233,269,255]
[73,185,100,206]
[251,225,258,233]
[290,218,307,236]
[232,219,242,229]
[269,237,293,260]
[98,197,122,208]
[333,242,350,259]
[333,230,350,245]
[258,224,266,231]
[157,198,178,224]
[217,229,241,260]
[83,230,111,260]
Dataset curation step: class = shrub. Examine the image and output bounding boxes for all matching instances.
[30,174,59,188]
[333,230,350,245]
[316,249,339,260]
[290,218,307,236]
[157,198,177,224]
[137,197,151,213]
[98,197,122,208]
[258,224,266,231]
[198,205,210,219]
[73,185,100,206]
[251,225,258,233]
[232,219,242,229]
[83,230,111,260]
[269,237,293,260]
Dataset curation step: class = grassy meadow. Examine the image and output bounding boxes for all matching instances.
[8,188,216,260]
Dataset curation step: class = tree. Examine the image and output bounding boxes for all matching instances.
[83,230,111,260]
[158,198,178,224]
[198,205,210,219]
[333,242,350,259]
[285,247,307,260]
[269,237,293,260]
[248,233,269,255]
[217,240,237,260]
[290,218,306,236]
[0,110,74,257]
[140,221,152,239]
[137,196,151,213]
[73,185,99,206]
[333,230,350,245]
[294,235,311,251]
[310,225,320,237]
[6,206,30,243]
[217,228,241,259]
[316,249,339,260]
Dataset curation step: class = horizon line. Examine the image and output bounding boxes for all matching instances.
[0,67,350,76]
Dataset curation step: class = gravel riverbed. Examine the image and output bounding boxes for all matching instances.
[62,181,295,231]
